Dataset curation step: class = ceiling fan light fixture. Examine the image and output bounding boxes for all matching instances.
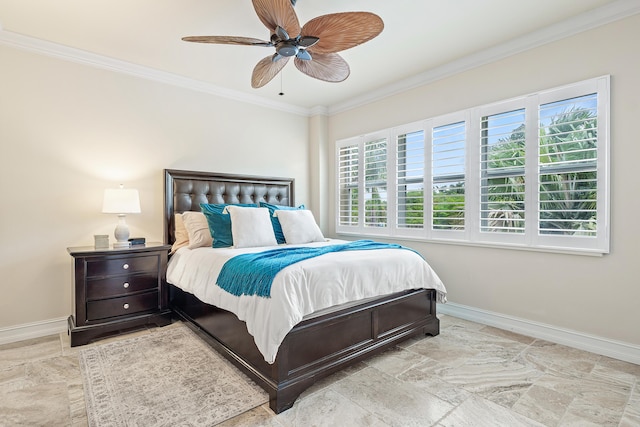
[276,41,299,57]
[275,25,290,41]
[298,36,320,49]
[182,0,384,88]
[296,49,312,61]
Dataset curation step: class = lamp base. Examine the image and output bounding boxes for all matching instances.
[113,214,131,249]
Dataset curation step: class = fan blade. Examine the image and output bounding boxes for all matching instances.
[294,52,350,83]
[302,12,383,54]
[252,55,290,88]
[181,36,272,47]
[252,0,301,38]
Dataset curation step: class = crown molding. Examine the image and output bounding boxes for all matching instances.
[0,29,312,117]
[309,105,329,116]
[2,0,638,118]
[328,0,640,115]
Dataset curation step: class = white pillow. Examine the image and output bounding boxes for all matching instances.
[274,209,325,244]
[181,211,213,249]
[225,206,277,248]
[170,213,190,254]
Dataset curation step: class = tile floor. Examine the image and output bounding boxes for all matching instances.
[0,315,638,426]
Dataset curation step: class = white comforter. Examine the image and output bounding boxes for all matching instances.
[166,239,446,363]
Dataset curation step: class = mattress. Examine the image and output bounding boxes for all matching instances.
[167,239,446,363]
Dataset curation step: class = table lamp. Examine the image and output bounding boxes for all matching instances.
[102,185,141,248]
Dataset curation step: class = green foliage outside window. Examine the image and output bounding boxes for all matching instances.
[539,107,597,235]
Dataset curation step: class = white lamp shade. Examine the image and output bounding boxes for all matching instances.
[102,188,141,214]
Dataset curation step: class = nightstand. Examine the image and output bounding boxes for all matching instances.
[67,242,172,346]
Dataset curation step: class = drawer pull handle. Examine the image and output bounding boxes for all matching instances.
[123,282,130,289]
[122,263,129,270]
[123,303,130,310]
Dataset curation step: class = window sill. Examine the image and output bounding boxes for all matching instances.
[335,231,607,257]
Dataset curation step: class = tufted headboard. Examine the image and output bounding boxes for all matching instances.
[163,169,295,245]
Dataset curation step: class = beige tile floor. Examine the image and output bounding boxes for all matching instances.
[1,315,638,426]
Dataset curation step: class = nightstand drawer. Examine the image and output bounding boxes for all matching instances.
[87,291,159,321]
[86,274,159,300]
[86,255,159,278]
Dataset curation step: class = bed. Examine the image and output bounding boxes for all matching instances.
[163,169,445,413]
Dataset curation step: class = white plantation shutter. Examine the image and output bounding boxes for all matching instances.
[480,109,526,234]
[336,133,390,235]
[432,121,466,231]
[364,138,388,228]
[534,77,609,253]
[396,130,425,231]
[538,94,598,237]
[337,142,359,228]
[335,76,609,254]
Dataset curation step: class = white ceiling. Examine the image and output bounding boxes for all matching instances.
[1,0,637,114]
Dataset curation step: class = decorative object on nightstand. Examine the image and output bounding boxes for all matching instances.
[128,237,146,246]
[67,242,172,346]
[94,234,109,249]
[102,184,141,248]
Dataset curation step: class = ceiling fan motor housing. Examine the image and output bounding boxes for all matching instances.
[276,41,299,57]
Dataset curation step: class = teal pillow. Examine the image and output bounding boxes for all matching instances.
[200,203,256,248]
[259,202,305,244]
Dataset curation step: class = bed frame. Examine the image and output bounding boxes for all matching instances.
[164,169,440,413]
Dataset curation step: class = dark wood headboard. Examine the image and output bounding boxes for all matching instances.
[163,169,295,244]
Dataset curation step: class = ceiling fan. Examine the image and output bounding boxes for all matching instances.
[182,0,384,88]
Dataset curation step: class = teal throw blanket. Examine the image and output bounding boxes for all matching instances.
[216,240,421,298]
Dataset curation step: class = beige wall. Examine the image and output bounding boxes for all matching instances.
[308,114,329,230]
[0,45,309,329]
[327,14,640,346]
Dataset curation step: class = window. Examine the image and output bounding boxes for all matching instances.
[337,131,389,236]
[432,121,466,232]
[364,137,388,228]
[538,94,598,237]
[335,76,610,254]
[480,109,526,234]
[397,129,425,230]
[337,143,359,227]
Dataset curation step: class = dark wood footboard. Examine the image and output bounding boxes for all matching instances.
[170,285,439,413]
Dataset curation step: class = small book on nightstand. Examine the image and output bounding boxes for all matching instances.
[128,237,146,246]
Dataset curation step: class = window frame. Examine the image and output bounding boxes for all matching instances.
[473,97,531,247]
[335,76,610,255]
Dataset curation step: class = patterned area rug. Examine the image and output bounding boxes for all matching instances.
[78,324,268,427]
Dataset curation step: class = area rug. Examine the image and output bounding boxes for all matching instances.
[78,324,268,427]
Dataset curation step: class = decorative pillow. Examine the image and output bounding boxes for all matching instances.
[181,211,213,249]
[225,206,277,249]
[200,203,256,248]
[274,209,325,244]
[259,202,305,244]
[170,213,190,254]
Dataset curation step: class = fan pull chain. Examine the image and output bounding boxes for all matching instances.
[279,72,284,96]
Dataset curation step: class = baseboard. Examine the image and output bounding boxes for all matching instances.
[438,302,640,365]
[3,308,639,366]
[0,317,68,346]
